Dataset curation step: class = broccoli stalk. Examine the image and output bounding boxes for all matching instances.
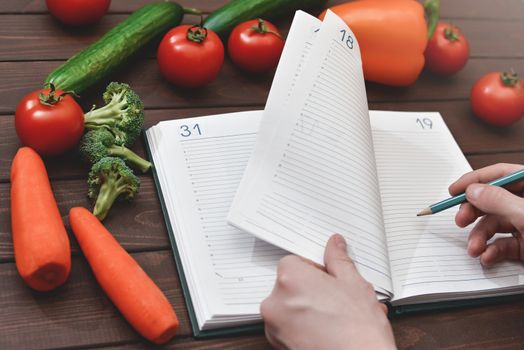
[84,82,145,147]
[88,157,140,221]
[80,129,151,173]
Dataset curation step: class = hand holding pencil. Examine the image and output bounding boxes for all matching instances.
[422,163,524,266]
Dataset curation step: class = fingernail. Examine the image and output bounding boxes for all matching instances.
[467,184,484,201]
[333,234,347,249]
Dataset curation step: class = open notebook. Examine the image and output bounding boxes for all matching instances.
[145,11,524,337]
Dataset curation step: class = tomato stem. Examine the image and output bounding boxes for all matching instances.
[500,71,520,87]
[424,0,440,40]
[250,18,282,39]
[39,83,78,106]
[187,25,208,44]
[444,25,460,42]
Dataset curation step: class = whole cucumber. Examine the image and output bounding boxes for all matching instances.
[204,0,328,38]
[46,2,184,94]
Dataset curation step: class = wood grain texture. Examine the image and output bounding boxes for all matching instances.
[1,0,524,20]
[1,57,524,115]
[1,101,524,183]
[0,176,170,262]
[2,248,524,350]
[0,14,522,62]
[0,251,193,350]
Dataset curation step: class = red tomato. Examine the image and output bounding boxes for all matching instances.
[470,72,524,126]
[157,25,224,88]
[228,19,285,73]
[15,86,85,156]
[46,0,111,25]
[425,22,469,75]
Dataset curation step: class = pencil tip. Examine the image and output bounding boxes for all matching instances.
[417,208,432,217]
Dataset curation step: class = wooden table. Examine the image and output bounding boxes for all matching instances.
[1,1,524,349]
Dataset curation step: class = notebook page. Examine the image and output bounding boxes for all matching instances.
[229,11,392,295]
[233,10,322,208]
[370,111,524,302]
[146,111,287,330]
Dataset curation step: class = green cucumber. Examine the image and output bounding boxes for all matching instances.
[204,0,328,38]
[46,1,184,94]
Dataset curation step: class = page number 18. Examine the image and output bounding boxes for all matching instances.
[416,118,433,130]
[340,29,354,49]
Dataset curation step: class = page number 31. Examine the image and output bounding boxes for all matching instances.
[180,124,202,137]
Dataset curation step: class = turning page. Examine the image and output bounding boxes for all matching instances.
[229,11,392,296]
[370,111,524,303]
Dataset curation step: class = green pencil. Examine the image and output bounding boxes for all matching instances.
[417,168,524,216]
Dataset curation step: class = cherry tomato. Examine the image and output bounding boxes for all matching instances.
[157,25,224,88]
[228,19,285,73]
[470,72,524,126]
[15,85,85,156]
[425,22,469,75]
[46,0,111,26]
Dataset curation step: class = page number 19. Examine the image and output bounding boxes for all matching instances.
[416,118,433,130]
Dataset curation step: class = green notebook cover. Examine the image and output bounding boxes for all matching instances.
[144,131,264,339]
[143,129,524,337]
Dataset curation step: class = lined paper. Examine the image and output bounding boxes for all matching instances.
[370,111,524,302]
[229,11,393,296]
[146,111,287,330]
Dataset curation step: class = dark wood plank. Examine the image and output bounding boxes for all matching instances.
[1,13,523,61]
[467,152,524,170]
[100,335,271,350]
[2,0,524,21]
[2,101,524,182]
[0,251,195,350]
[1,57,524,116]
[0,176,170,262]
[3,247,524,350]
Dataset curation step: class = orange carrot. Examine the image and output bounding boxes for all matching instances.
[69,207,179,344]
[10,147,71,291]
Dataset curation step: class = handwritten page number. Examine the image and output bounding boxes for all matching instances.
[180,123,202,137]
[416,118,433,130]
[340,29,354,49]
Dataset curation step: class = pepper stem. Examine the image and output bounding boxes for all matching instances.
[424,0,441,40]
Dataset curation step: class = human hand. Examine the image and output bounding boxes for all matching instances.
[261,234,396,350]
[449,163,524,266]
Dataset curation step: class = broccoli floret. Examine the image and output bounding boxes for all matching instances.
[80,129,151,173]
[88,157,140,221]
[84,82,144,147]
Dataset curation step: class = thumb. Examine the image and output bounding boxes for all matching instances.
[466,184,524,231]
[324,234,358,282]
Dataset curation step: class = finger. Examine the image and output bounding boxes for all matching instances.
[324,234,358,282]
[467,215,501,257]
[455,202,484,228]
[298,257,325,271]
[379,303,389,315]
[264,325,287,350]
[466,184,524,231]
[449,164,524,196]
[479,237,524,266]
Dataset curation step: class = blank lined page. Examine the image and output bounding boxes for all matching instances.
[147,111,286,330]
[370,111,524,301]
[229,11,392,296]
